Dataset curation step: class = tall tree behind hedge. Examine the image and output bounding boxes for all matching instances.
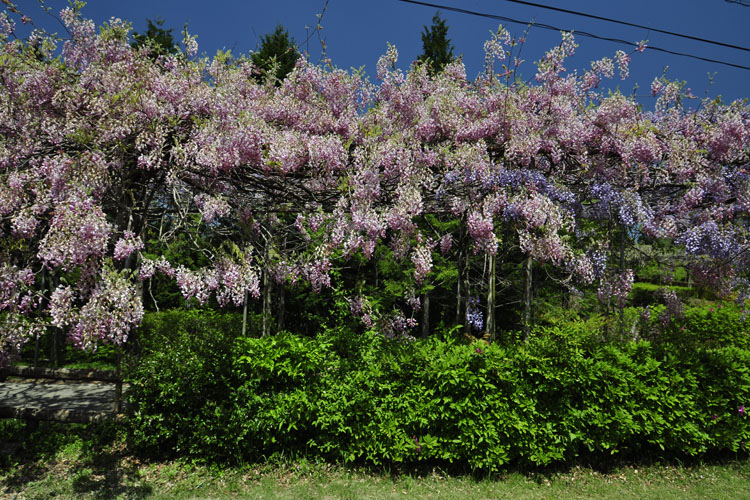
[418,12,455,74]
[251,25,298,84]
[131,18,176,58]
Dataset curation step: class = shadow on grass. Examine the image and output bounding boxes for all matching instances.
[0,419,152,499]
[334,446,750,485]
[2,417,748,496]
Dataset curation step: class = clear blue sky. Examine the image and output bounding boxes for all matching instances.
[15,0,750,103]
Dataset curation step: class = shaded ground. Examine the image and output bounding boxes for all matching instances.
[1,420,749,499]
[0,380,118,412]
[0,377,125,424]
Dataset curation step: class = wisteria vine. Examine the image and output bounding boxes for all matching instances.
[0,5,747,364]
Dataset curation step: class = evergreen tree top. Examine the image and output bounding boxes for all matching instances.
[418,11,455,75]
[131,18,177,59]
[251,24,299,85]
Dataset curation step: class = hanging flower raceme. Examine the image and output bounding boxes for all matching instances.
[37,193,112,270]
[0,5,747,367]
[48,268,144,351]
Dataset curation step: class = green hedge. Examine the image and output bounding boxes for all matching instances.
[126,306,750,470]
[125,309,244,455]
[629,282,698,306]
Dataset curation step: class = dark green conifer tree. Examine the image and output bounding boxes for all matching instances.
[417,12,455,75]
[251,25,299,85]
[131,18,176,59]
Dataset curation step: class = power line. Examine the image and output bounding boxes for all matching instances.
[725,0,750,6]
[497,0,749,52]
[398,0,750,71]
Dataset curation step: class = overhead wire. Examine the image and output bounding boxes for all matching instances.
[495,0,749,52]
[398,0,750,71]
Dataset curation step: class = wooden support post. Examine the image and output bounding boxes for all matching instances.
[523,255,533,341]
[114,346,122,413]
[242,290,249,337]
[486,253,496,342]
[619,227,626,339]
[262,269,271,338]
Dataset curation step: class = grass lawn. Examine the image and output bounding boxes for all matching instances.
[1,421,748,499]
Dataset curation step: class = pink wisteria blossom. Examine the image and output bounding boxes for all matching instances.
[0,4,748,365]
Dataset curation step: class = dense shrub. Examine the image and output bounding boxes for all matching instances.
[125,309,246,456]
[126,307,750,470]
[629,282,697,306]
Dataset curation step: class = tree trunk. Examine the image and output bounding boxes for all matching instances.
[421,291,430,339]
[34,268,46,368]
[456,226,466,328]
[523,255,533,341]
[242,290,249,337]
[618,228,626,339]
[50,329,56,368]
[262,269,271,337]
[114,346,122,413]
[51,327,66,368]
[456,247,462,325]
[460,242,471,333]
[486,253,496,342]
[47,273,65,367]
[261,236,272,337]
[277,286,286,332]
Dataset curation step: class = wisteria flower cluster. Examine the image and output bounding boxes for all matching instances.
[0,3,747,365]
[466,296,484,331]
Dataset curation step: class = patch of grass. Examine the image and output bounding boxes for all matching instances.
[0,420,151,499]
[67,459,750,500]
[1,422,748,500]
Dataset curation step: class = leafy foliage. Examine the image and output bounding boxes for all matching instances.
[131,18,176,58]
[126,306,750,470]
[125,309,246,456]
